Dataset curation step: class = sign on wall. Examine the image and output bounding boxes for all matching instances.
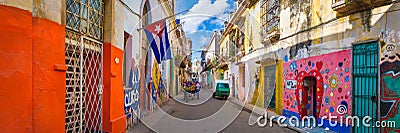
[285,80,297,90]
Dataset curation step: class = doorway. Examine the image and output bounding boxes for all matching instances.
[264,65,276,110]
[352,41,379,133]
[231,75,235,98]
[302,76,317,117]
[239,65,245,100]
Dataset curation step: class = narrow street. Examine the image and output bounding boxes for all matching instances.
[2,0,399,132]
[127,88,296,133]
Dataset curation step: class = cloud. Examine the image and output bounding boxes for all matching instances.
[200,36,208,44]
[180,0,230,33]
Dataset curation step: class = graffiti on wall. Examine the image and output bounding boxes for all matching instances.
[125,59,140,126]
[283,50,352,131]
[381,29,400,61]
[380,29,400,132]
[288,41,312,61]
[380,40,400,132]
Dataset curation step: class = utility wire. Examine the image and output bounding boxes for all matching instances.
[118,0,140,17]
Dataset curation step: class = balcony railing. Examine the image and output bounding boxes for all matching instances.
[332,0,392,14]
[244,0,258,8]
[260,21,280,45]
[260,0,280,45]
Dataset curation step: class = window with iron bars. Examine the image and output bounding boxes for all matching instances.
[229,30,236,58]
[261,0,280,34]
[66,0,104,41]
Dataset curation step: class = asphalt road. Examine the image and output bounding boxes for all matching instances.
[128,91,297,133]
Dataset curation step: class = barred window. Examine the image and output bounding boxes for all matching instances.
[261,0,280,33]
[66,0,104,41]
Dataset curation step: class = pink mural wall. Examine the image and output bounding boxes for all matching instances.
[283,50,352,124]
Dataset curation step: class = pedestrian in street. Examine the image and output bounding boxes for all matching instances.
[159,78,164,101]
[196,81,201,99]
[147,78,154,110]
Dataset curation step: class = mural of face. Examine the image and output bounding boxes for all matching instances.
[295,46,309,60]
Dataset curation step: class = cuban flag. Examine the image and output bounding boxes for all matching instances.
[144,20,172,64]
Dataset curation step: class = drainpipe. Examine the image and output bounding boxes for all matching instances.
[377,40,381,125]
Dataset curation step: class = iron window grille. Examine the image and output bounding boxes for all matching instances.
[66,0,104,41]
[261,0,280,33]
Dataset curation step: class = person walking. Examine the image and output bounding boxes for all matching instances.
[196,81,201,99]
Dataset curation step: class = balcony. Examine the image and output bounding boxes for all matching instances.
[260,24,280,45]
[260,0,280,46]
[332,0,392,14]
[244,0,258,8]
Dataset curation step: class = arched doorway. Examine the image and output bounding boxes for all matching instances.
[141,0,152,111]
[295,70,323,121]
[302,76,317,117]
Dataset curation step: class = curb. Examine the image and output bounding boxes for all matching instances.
[242,106,305,133]
[229,98,305,133]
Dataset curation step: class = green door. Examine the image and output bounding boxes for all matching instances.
[264,65,276,109]
[352,42,379,133]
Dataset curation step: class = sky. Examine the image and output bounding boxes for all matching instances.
[175,0,237,61]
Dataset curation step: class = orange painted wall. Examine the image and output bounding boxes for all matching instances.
[1,4,126,133]
[103,43,126,133]
[0,5,33,133]
[32,17,65,132]
[0,4,66,132]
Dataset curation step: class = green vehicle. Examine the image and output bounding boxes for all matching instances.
[212,80,230,100]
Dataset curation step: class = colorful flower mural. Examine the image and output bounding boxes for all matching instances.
[283,50,352,132]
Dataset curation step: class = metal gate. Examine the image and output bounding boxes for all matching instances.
[352,41,379,133]
[65,31,103,133]
[264,65,276,109]
[65,0,104,132]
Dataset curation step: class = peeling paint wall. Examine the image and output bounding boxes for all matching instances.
[244,2,261,54]
[220,32,230,59]
[0,0,33,12]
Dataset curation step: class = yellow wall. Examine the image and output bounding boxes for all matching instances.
[275,60,283,115]
[254,60,282,114]
[243,3,261,55]
[220,31,230,58]
[280,0,396,49]
[254,67,264,108]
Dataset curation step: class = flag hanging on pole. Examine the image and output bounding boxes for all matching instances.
[144,19,172,63]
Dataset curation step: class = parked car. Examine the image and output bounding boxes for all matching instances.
[212,80,230,100]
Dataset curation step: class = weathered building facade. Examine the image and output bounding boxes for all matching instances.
[222,0,400,132]
[277,0,400,132]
